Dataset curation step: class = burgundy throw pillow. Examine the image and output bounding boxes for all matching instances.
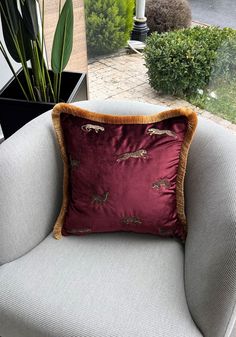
[52,103,197,241]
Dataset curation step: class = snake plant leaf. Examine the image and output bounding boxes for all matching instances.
[0,0,20,61]
[0,0,32,62]
[51,0,73,74]
[0,0,19,32]
[18,16,32,60]
[20,0,39,40]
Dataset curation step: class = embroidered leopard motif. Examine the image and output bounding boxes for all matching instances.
[117,149,147,162]
[81,124,105,133]
[147,128,177,138]
[152,179,171,190]
[69,155,79,168]
[122,216,142,225]
[92,192,109,205]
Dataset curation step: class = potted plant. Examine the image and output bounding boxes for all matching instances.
[0,0,88,139]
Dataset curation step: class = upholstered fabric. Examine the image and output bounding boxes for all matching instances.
[52,103,197,240]
[0,111,63,265]
[185,118,236,337]
[0,233,202,337]
[76,100,169,115]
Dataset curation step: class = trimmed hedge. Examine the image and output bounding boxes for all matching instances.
[85,0,134,57]
[146,0,192,34]
[144,26,236,95]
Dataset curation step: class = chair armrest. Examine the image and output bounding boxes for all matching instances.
[185,117,236,337]
[0,111,63,265]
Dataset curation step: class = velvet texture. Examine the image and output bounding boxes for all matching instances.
[52,103,198,241]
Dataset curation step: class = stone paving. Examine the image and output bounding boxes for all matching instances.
[88,52,236,134]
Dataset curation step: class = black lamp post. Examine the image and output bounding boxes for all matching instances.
[131,0,149,42]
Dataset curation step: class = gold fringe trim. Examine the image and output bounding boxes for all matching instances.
[52,102,198,239]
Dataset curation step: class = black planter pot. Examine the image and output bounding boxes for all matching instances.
[0,69,88,140]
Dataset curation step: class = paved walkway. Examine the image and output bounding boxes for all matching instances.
[88,52,236,134]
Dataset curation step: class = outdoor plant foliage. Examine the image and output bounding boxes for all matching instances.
[0,0,74,102]
[85,0,134,56]
[144,26,236,95]
[146,0,192,34]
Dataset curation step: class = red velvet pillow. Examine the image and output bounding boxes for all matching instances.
[52,103,197,241]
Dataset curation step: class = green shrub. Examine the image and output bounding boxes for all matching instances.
[146,0,192,34]
[85,0,134,57]
[144,26,236,95]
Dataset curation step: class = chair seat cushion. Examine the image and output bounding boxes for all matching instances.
[0,233,202,337]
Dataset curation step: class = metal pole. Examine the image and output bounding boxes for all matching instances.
[131,0,149,42]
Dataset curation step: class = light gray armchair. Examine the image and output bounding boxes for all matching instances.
[0,100,236,337]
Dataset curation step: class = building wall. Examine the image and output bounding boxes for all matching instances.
[42,0,88,73]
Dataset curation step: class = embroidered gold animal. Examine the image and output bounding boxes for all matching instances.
[92,192,109,205]
[122,216,142,225]
[152,179,171,190]
[69,156,79,168]
[117,149,147,162]
[81,124,105,133]
[147,128,177,138]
